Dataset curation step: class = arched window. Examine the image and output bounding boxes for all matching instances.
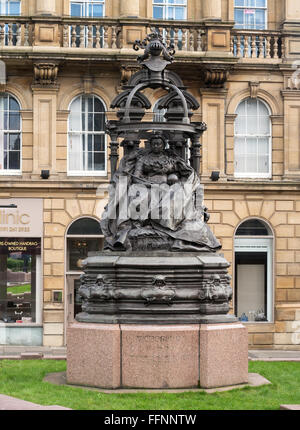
[234,98,271,178]
[235,218,273,323]
[68,95,106,175]
[0,94,21,174]
[66,217,104,320]
[66,217,104,271]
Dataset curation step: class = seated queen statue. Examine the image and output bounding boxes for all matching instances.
[100,133,221,252]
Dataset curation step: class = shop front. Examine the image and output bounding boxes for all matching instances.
[0,199,43,345]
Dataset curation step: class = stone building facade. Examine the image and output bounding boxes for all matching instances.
[0,0,300,349]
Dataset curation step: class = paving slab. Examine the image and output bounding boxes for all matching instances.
[280,404,300,410]
[249,350,300,361]
[0,394,71,410]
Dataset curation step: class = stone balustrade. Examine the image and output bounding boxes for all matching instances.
[0,19,31,46]
[231,30,284,60]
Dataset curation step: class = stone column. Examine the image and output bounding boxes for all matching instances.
[120,0,140,18]
[202,0,222,20]
[35,0,56,15]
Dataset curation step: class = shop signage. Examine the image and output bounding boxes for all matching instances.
[0,238,41,254]
[0,199,43,237]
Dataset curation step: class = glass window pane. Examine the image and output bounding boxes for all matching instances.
[9,112,20,130]
[68,218,102,235]
[258,155,269,173]
[9,1,20,15]
[168,6,174,19]
[9,97,19,112]
[8,150,20,169]
[235,154,246,173]
[234,9,244,27]
[235,0,245,6]
[88,113,93,131]
[235,137,246,154]
[88,151,93,170]
[71,3,82,16]
[88,97,94,113]
[94,114,105,131]
[258,137,269,154]
[153,6,163,19]
[94,134,105,151]
[94,152,105,171]
[247,137,257,154]
[258,115,270,135]
[88,134,93,151]
[236,101,246,116]
[235,115,246,135]
[93,4,103,17]
[94,98,104,113]
[69,134,82,170]
[4,112,8,130]
[69,112,81,132]
[258,101,268,116]
[256,0,266,7]
[175,7,185,20]
[247,115,258,134]
[246,99,257,116]
[255,9,265,29]
[9,133,20,150]
[246,154,257,172]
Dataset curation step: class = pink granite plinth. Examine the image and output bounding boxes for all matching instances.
[199,323,248,389]
[67,322,248,389]
[67,323,121,388]
[121,325,199,389]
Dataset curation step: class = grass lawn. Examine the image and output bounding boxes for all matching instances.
[0,360,299,410]
[7,284,31,294]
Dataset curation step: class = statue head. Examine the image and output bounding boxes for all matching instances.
[149,133,167,154]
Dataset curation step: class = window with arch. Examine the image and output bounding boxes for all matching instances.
[0,94,21,174]
[68,94,106,176]
[66,217,104,319]
[234,0,267,30]
[234,98,271,178]
[235,218,273,323]
[153,0,187,20]
[66,217,104,271]
[0,0,21,15]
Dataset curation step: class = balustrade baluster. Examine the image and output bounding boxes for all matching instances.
[8,23,13,46]
[196,29,202,51]
[111,26,117,49]
[281,36,285,59]
[71,25,76,47]
[274,36,279,59]
[189,29,194,51]
[165,27,170,47]
[103,26,108,48]
[230,34,234,55]
[79,25,85,47]
[0,24,4,46]
[174,28,179,51]
[258,35,264,58]
[24,22,29,46]
[243,35,249,58]
[251,35,256,58]
[16,23,21,46]
[95,25,100,48]
[266,36,271,58]
[182,28,187,51]
[63,24,68,47]
[236,34,241,57]
[87,24,93,48]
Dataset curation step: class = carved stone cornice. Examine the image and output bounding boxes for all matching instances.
[33,62,59,86]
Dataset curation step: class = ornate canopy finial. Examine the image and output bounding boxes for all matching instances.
[133,31,175,72]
